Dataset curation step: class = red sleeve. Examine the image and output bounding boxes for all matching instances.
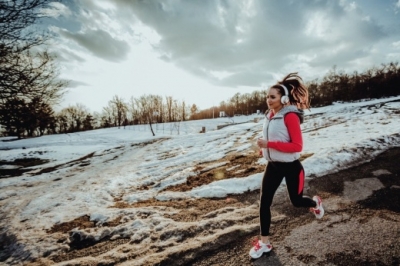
[267,113,303,153]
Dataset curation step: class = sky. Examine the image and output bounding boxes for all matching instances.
[1,96,400,264]
[38,0,400,113]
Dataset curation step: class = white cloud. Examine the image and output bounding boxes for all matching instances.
[392,40,400,49]
[40,2,71,18]
[107,1,388,85]
[339,0,357,12]
[304,11,333,40]
[58,28,130,62]
[43,0,400,112]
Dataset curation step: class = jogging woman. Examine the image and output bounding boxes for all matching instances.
[249,73,324,259]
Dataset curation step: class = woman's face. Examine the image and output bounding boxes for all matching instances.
[266,88,283,111]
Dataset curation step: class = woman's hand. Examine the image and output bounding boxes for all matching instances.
[257,138,267,148]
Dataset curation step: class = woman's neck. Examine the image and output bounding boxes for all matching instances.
[271,105,284,114]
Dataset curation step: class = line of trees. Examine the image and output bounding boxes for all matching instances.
[190,90,268,120]
[194,62,400,119]
[308,63,400,106]
[2,59,400,137]
[51,95,191,136]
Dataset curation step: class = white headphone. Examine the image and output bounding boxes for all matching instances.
[279,84,290,104]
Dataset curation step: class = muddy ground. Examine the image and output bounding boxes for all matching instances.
[3,147,400,266]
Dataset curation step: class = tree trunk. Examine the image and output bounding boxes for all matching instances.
[148,115,155,136]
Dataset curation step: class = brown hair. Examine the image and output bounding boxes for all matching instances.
[271,72,310,110]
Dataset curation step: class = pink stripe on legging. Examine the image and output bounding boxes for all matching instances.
[298,169,304,194]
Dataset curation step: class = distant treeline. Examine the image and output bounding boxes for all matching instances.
[1,62,399,138]
[308,62,400,107]
[193,62,400,119]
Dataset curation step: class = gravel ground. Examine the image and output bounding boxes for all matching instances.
[189,147,400,266]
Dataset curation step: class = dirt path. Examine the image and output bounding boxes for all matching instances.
[189,147,400,266]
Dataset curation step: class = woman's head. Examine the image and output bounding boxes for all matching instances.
[266,87,286,112]
[269,72,310,110]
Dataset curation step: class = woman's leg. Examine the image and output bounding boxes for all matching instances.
[259,162,285,238]
[284,160,316,208]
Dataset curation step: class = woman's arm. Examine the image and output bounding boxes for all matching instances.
[267,113,303,152]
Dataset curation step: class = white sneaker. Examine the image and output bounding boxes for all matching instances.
[311,195,324,219]
[249,239,273,259]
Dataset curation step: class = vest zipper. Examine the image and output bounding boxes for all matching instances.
[266,118,272,161]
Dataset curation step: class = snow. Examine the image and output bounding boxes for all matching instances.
[1,96,400,264]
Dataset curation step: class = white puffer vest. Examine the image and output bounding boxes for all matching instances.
[261,106,303,162]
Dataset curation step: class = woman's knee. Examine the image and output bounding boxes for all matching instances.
[260,194,274,207]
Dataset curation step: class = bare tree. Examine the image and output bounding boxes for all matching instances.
[109,95,127,128]
[173,99,179,121]
[230,92,241,115]
[241,93,251,115]
[0,0,67,138]
[0,0,67,102]
[152,95,163,123]
[181,100,187,121]
[136,94,161,136]
[128,96,139,124]
[101,105,115,128]
[56,104,90,133]
[165,96,173,122]
[189,103,199,119]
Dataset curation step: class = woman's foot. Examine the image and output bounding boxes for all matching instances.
[249,239,273,259]
[310,195,324,219]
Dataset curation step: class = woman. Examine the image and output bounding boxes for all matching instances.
[249,73,324,259]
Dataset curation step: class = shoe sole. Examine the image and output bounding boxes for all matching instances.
[249,250,272,260]
[316,205,324,219]
[249,246,273,259]
[313,196,324,219]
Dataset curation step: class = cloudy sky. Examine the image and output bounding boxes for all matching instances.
[41,0,400,113]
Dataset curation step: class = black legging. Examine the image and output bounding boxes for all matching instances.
[259,159,316,236]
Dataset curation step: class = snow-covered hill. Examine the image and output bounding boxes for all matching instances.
[1,96,400,265]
